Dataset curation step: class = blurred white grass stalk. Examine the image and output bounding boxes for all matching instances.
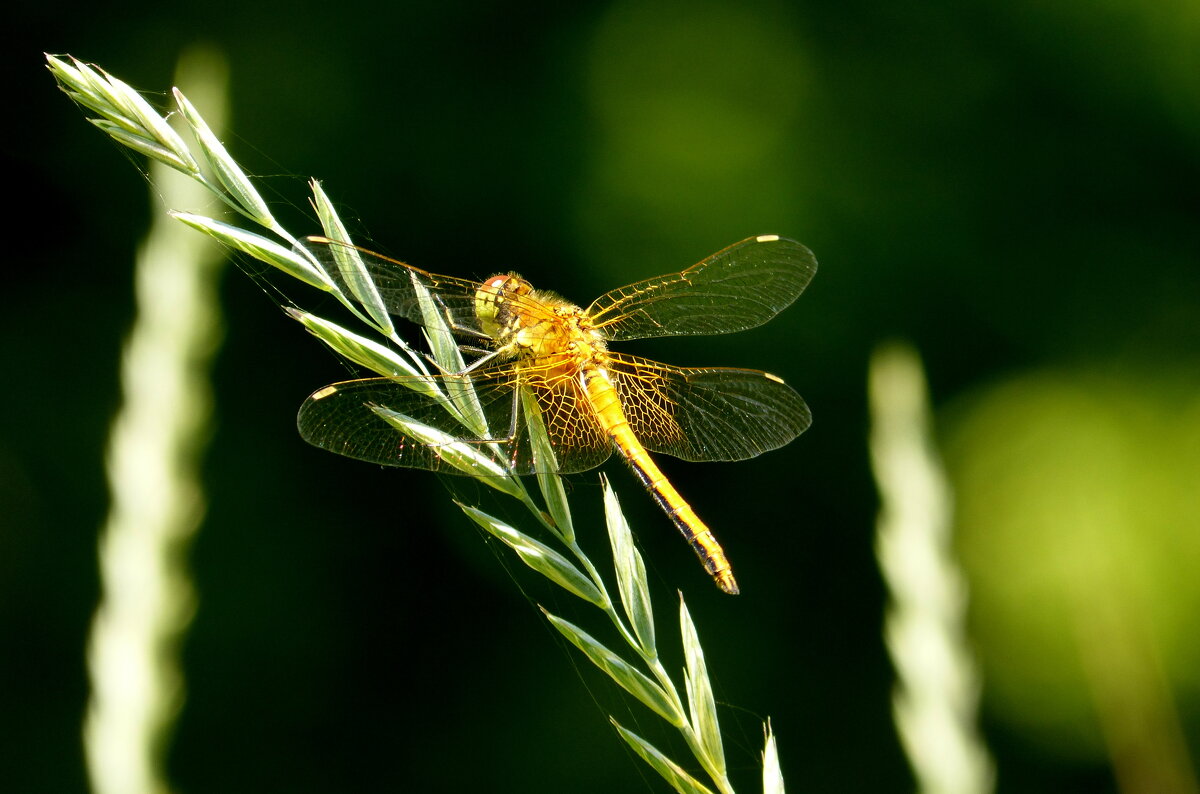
[84,49,229,794]
[868,343,993,794]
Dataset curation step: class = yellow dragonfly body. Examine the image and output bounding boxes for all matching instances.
[298,235,816,593]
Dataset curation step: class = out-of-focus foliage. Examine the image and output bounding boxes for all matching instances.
[579,0,812,264]
[946,370,1200,776]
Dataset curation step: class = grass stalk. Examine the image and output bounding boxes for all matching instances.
[50,52,783,793]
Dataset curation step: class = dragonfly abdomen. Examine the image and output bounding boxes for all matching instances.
[583,366,740,594]
[637,465,740,595]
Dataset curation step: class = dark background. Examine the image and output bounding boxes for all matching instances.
[6,1,1199,791]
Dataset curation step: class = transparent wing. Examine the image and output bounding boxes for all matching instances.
[297,357,613,476]
[518,356,615,474]
[303,237,488,336]
[302,237,560,340]
[607,353,811,462]
[586,235,817,341]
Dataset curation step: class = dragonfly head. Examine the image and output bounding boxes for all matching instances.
[475,273,534,340]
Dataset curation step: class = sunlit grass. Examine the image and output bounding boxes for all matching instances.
[49,52,785,793]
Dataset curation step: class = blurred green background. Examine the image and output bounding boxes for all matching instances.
[6,0,1199,791]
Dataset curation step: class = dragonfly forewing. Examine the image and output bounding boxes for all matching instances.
[304,237,493,339]
[587,235,817,341]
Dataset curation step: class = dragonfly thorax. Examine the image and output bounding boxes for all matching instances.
[474,274,606,361]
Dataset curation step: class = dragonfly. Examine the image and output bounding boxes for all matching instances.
[297,235,816,594]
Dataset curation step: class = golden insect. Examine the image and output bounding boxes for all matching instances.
[298,235,816,593]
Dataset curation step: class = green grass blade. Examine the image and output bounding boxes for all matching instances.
[47,57,133,123]
[285,309,424,380]
[410,270,466,374]
[172,87,274,227]
[307,185,396,337]
[459,505,601,604]
[680,596,726,779]
[762,720,784,794]
[602,476,655,656]
[399,267,489,438]
[371,408,519,496]
[521,388,574,543]
[869,342,995,794]
[88,119,196,174]
[171,212,332,290]
[48,55,202,178]
[544,611,684,726]
[611,720,716,794]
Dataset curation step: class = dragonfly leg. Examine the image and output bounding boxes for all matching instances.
[418,345,499,375]
[430,292,489,340]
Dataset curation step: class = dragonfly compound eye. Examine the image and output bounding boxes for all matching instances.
[475,275,516,336]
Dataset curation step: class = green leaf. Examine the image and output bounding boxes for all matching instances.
[543,611,684,726]
[46,57,117,117]
[762,720,785,794]
[680,596,725,778]
[521,389,574,543]
[611,720,715,794]
[372,408,521,497]
[170,212,332,290]
[48,55,201,177]
[308,184,395,337]
[173,87,273,226]
[602,476,655,656]
[410,267,466,375]
[459,505,601,603]
[88,119,195,174]
[66,86,138,128]
[399,268,490,439]
[112,79,200,174]
[285,309,424,381]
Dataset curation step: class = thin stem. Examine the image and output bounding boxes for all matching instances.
[52,52,768,794]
